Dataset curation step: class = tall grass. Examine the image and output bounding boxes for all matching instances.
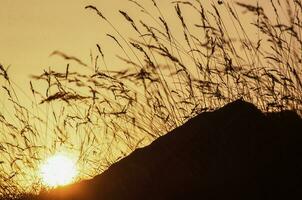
[0,0,301,197]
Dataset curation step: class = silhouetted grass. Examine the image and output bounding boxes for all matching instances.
[0,0,301,198]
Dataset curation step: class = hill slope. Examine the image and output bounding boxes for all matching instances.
[41,100,302,200]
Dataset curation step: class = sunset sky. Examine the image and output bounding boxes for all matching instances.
[0,0,174,88]
[0,0,274,89]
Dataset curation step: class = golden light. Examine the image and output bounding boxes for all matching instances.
[40,153,78,187]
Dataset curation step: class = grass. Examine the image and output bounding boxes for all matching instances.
[0,0,301,198]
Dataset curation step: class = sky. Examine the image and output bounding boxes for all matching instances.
[0,0,273,89]
[0,0,176,89]
[1,0,108,86]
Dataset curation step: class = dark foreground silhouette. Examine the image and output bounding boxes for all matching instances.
[39,100,302,200]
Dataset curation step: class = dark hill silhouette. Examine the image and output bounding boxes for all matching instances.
[40,100,302,200]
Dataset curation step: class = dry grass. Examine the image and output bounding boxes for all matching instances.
[0,0,301,198]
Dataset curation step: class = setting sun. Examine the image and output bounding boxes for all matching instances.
[40,153,78,187]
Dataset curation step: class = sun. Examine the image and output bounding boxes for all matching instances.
[40,153,78,187]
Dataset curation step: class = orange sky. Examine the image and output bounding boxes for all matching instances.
[1,0,105,86]
[0,0,274,89]
[0,0,174,88]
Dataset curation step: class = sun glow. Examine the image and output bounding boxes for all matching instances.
[40,153,78,187]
